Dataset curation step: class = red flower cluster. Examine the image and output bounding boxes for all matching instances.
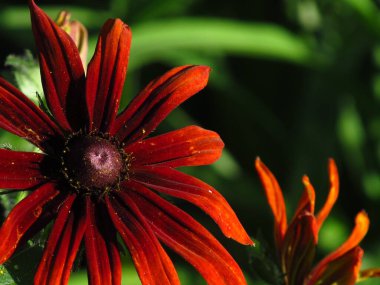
[0,1,253,284]
[256,158,380,285]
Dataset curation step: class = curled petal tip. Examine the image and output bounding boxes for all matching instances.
[29,0,38,9]
[302,175,310,184]
[247,238,255,246]
[328,159,339,180]
[328,157,336,165]
[356,210,369,229]
[191,65,211,80]
[255,157,264,169]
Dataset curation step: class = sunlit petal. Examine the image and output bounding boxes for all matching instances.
[86,19,131,131]
[316,159,339,231]
[255,158,287,248]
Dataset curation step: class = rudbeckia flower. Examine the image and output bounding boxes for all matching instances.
[0,1,253,284]
[255,158,380,285]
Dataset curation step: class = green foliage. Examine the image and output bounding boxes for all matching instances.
[0,264,15,285]
[5,50,42,103]
[248,233,284,285]
[0,0,380,284]
[128,19,315,70]
[0,245,44,285]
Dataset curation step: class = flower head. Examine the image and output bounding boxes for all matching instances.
[255,158,380,285]
[0,1,253,284]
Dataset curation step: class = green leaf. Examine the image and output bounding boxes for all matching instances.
[3,244,44,285]
[5,50,42,103]
[127,19,316,69]
[0,6,110,30]
[0,264,16,285]
[248,232,284,285]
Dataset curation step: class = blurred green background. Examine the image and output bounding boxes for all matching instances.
[0,0,380,284]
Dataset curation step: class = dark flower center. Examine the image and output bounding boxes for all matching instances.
[62,135,124,191]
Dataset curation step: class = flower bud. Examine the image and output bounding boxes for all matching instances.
[56,11,88,69]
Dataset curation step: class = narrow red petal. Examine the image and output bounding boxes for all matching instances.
[305,247,363,285]
[84,197,121,285]
[111,65,210,143]
[0,78,62,149]
[359,268,380,281]
[0,149,47,189]
[125,126,224,167]
[0,193,69,270]
[92,200,122,285]
[0,183,59,263]
[84,198,112,285]
[115,194,178,284]
[125,182,248,285]
[316,159,339,231]
[131,166,252,245]
[34,194,87,285]
[306,211,369,285]
[106,236,122,285]
[17,192,68,247]
[29,0,86,130]
[255,158,287,249]
[106,195,179,285]
[280,213,317,285]
[292,175,316,218]
[86,19,131,131]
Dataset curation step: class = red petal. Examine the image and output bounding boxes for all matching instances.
[106,195,179,285]
[125,126,224,167]
[0,149,47,189]
[105,234,122,285]
[111,65,210,143]
[0,193,69,267]
[84,197,121,285]
[86,19,131,131]
[131,166,252,245]
[34,194,87,285]
[29,0,86,131]
[255,158,287,249]
[306,211,369,285]
[316,159,339,231]
[0,78,62,149]
[0,183,59,263]
[18,192,69,252]
[280,213,317,285]
[305,247,363,285]
[125,182,248,285]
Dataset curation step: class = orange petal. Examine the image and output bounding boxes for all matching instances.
[106,194,181,285]
[112,65,210,144]
[306,211,369,285]
[292,175,316,218]
[305,247,363,285]
[316,159,339,231]
[359,268,380,281]
[130,166,252,245]
[255,158,287,249]
[125,183,248,285]
[125,126,224,168]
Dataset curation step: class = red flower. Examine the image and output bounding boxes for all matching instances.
[0,1,253,284]
[255,158,380,285]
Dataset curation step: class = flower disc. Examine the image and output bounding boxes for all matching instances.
[63,136,123,189]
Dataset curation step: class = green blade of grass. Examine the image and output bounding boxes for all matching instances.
[127,19,317,69]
